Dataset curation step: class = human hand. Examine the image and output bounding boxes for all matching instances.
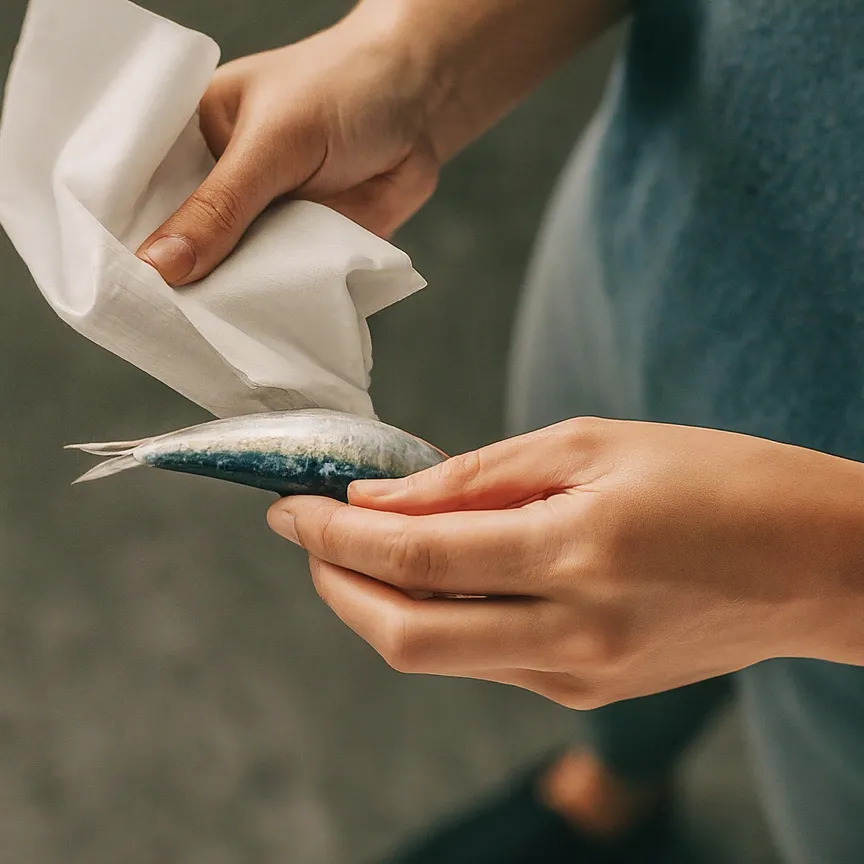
[136,10,439,286]
[136,0,628,287]
[268,418,864,708]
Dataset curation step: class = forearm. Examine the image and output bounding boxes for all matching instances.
[346,0,630,160]
[818,508,864,667]
[784,452,864,667]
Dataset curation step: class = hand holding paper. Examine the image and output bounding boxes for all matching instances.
[0,0,427,419]
[134,15,440,287]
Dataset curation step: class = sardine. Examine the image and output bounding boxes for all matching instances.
[67,409,447,501]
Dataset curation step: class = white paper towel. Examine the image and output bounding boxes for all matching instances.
[0,0,426,419]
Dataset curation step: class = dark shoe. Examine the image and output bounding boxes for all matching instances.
[378,756,676,864]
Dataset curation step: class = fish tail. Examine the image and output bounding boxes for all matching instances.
[64,438,153,456]
[71,454,142,485]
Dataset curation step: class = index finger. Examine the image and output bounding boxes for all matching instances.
[267,496,550,597]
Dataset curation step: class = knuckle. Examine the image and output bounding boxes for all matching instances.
[551,678,607,711]
[568,692,610,711]
[403,448,483,498]
[399,467,432,497]
[402,449,483,508]
[559,415,607,450]
[538,416,613,485]
[188,180,245,235]
[314,506,343,558]
[564,414,607,435]
[387,529,445,589]
[444,449,484,490]
[543,679,588,710]
[556,690,586,710]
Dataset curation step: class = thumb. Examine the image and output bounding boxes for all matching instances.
[349,422,589,514]
[136,137,277,286]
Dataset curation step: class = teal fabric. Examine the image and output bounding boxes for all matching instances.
[594,0,864,453]
[506,3,864,863]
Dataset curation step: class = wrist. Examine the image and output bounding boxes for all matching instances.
[337,1,451,154]
[342,0,629,162]
[776,452,864,666]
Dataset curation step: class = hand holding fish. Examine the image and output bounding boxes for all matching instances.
[269,418,864,706]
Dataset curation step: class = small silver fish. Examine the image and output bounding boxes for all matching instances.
[67,409,447,501]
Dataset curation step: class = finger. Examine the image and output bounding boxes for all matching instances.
[309,558,550,673]
[268,496,550,596]
[348,420,602,515]
[317,145,438,238]
[136,131,279,286]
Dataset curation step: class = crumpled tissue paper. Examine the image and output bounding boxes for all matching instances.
[0,0,426,419]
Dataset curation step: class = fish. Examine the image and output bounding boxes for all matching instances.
[66,409,447,501]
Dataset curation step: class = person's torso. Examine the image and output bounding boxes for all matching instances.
[589,0,864,457]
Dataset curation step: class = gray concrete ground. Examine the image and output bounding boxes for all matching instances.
[0,2,782,862]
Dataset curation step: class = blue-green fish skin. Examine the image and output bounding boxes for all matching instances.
[68,409,447,501]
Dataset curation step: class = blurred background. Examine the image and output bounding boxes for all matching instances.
[0,1,781,862]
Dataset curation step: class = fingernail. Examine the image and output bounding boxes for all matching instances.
[267,504,301,545]
[277,513,300,545]
[350,479,403,499]
[138,236,196,284]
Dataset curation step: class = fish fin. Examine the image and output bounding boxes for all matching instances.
[64,438,152,456]
[71,455,143,485]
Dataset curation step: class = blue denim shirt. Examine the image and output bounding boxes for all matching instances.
[590,0,864,458]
